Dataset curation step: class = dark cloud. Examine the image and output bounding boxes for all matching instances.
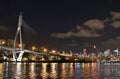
[83,19,104,30]
[110,11,120,20]
[112,21,120,28]
[0,25,8,31]
[101,36,120,49]
[51,11,120,39]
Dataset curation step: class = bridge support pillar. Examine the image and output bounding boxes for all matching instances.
[17,51,24,61]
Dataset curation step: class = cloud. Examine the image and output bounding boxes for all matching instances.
[0,25,8,31]
[110,11,120,28]
[101,36,120,48]
[51,11,120,39]
[83,19,104,30]
[51,29,101,38]
[51,19,103,38]
[74,29,101,37]
[76,25,82,30]
[51,32,74,38]
[66,40,78,47]
[116,36,120,39]
[110,11,120,20]
[112,21,120,28]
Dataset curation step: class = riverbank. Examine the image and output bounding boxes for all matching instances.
[0,59,97,63]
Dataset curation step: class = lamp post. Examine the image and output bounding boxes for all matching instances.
[52,50,56,54]
[0,39,6,46]
[43,48,48,52]
[32,46,36,51]
[18,44,22,48]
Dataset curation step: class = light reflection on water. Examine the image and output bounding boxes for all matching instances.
[0,62,120,79]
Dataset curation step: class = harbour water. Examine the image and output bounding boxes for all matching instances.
[0,62,120,79]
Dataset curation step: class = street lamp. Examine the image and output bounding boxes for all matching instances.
[18,44,22,48]
[52,50,56,54]
[32,46,36,51]
[93,45,96,49]
[0,39,6,45]
[2,41,5,45]
[43,48,48,52]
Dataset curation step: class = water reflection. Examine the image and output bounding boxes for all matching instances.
[0,63,4,78]
[29,63,37,79]
[41,63,48,79]
[3,62,25,79]
[1,62,120,79]
[49,63,57,78]
[80,63,99,79]
[15,63,22,79]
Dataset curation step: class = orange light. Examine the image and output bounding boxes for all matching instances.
[2,41,5,45]
[52,50,56,53]
[43,48,48,52]
[18,44,22,47]
[32,46,36,50]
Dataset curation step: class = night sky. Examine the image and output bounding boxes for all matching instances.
[0,0,120,52]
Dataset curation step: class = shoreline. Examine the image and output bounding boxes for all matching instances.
[0,60,97,63]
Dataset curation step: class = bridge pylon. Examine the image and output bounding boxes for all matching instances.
[13,12,24,61]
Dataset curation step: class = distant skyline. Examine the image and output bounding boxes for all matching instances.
[0,0,120,52]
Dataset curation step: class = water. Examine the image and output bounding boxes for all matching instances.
[0,62,120,79]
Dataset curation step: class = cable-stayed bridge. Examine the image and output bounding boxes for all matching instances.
[0,12,81,62]
[0,12,46,61]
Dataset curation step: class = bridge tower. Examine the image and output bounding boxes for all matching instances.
[12,12,24,61]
